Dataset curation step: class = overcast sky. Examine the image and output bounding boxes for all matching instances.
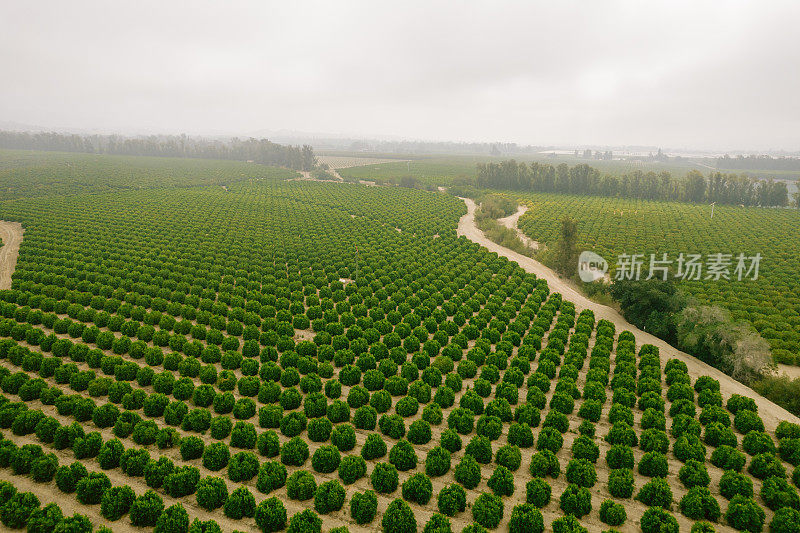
[1,1,798,151]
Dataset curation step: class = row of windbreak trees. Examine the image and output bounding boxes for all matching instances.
[476,160,791,207]
[0,131,316,171]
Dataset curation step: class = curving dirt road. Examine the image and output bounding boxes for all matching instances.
[458,197,800,430]
[497,204,541,250]
[0,221,23,290]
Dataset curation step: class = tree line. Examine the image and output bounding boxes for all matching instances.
[476,160,790,207]
[716,154,800,171]
[0,130,316,171]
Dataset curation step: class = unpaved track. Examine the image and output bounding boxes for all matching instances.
[458,197,800,431]
[497,204,540,250]
[0,221,23,290]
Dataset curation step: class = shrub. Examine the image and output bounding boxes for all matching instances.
[196,476,228,511]
[636,478,673,509]
[311,444,340,474]
[350,490,378,525]
[508,422,534,448]
[495,444,522,471]
[408,419,432,445]
[570,436,599,464]
[674,435,706,463]
[402,473,433,504]
[564,459,596,490]
[144,457,174,490]
[361,433,387,460]
[389,439,418,471]
[743,431,776,456]
[542,410,569,433]
[777,421,800,440]
[203,442,230,471]
[529,450,560,478]
[76,472,111,504]
[281,436,309,466]
[287,509,322,533]
[525,478,551,507]
[0,491,40,529]
[371,463,399,493]
[640,507,679,533]
[605,444,634,469]
[426,446,451,476]
[130,490,164,527]
[455,454,481,489]
[711,445,746,472]
[638,451,668,478]
[770,508,800,533]
[257,461,287,494]
[382,499,417,533]
[100,485,135,520]
[704,422,738,448]
[472,493,504,529]
[423,513,452,533]
[287,470,317,501]
[679,459,711,488]
[338,455,367,484]
[258,431,280,457]
[26,503,63,533]
[720,470,754,500]
[748,452,786,480]
[508,503,544,533]
[761,475,800,511]
[163,466,200,498]
[551,515,588,533]
[314,480,346,514]
[180,436,205,461]
[228,451,259,482]
[536,427,563,453]
[331,424,356,451]
[224,486,256,519]
[354,405,378,430]
[577,399,602,422]
[725,495,765,533]
[231,421,257,449]
[679,487,721,521]
[280,412,307,438]
[31,453,58,482]
[735,410,765,434]
[488,465,515,496]
[605,422,637,446]
[559,484,591,517]
[599,499,626,526]
[255,497,287,533]
[438,484,467,516]
[780,438,800,466]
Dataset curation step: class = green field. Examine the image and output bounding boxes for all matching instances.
[0,152,797,533]
[336,152,777,190]
[512,192,800,360]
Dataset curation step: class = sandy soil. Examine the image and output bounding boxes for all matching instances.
[778,363,800,380]
[0,220,23,290]
[458,197,800,431]
[496,205,541,250]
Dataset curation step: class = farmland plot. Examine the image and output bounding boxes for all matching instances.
[513,192,800,362]
[0,154,796,533]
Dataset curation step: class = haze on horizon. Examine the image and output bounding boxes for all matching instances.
[1,1,799,152]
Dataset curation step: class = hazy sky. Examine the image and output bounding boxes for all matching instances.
[2,1,799,150]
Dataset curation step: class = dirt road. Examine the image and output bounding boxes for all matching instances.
[0,221,23,290]
[458,197,800,430]
[497,204,540,250]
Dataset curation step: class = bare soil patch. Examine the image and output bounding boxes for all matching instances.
[0,220,23,290]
